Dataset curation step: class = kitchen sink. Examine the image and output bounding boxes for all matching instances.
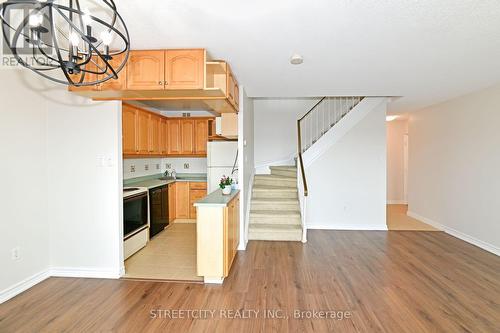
[158,177,175,181]
[158,176,206,181]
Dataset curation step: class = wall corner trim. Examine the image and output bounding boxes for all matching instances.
[407,211,500,256]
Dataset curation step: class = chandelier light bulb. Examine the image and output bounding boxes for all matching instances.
[69,32,80,46]
[100,30,113,45]
[29,13,43,27]
[81,8,92,26]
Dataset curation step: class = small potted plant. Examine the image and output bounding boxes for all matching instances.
[219,176,233,195]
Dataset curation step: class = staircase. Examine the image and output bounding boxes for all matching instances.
[248,166,302,241]
[248,97,365,242]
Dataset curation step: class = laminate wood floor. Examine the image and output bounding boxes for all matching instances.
[386,205,439,231]
[1,231,499,332]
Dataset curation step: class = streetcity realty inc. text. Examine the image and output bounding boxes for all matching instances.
[150,309,352,320]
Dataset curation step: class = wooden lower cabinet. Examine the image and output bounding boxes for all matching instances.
[175,182,190,219]
[224,196,239,276]
[173,181,208,220]
[189,182,207,219]
[196,192,240,281]
[168,183,176,223]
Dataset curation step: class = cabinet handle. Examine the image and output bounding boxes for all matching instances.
[164,81,168,85]
[159,81,163,85]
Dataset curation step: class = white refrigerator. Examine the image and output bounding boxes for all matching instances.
[207,141,239,193]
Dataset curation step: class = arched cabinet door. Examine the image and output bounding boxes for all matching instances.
[165,49,205,90]
[126,50,165,90]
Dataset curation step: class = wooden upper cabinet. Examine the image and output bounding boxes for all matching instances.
[149,114,160,154]
[159,118,167,154]
[194,119,208,154]
[137,110,150,154]
[226,65,238,108]
[165,49,205,90]
[122,104,138,154]
[126,50,165,90]
[167,119,181,154]
[100,53,127,90]
[181,119,195,154]
[233,82,239,108]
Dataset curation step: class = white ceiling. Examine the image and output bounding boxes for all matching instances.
[118,0,500,112]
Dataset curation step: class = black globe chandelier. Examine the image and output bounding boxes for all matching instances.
[0,0,130,86]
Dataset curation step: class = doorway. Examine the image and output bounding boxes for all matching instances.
[386,117,436,231]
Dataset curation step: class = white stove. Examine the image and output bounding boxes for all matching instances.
[123,186,149,260]
[123,186,148,198]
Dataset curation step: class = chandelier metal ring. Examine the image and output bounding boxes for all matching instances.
[1,0,130,86]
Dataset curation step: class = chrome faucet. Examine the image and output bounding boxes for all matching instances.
[163,169,170,177]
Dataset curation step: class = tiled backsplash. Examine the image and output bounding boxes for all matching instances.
[123,157,208,180]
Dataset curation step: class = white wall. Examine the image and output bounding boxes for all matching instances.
[387,119,408,203]
[253,98,320,172]
[238,88,254,249]
[408,84,500,255]
[0,70,50,301]
[0,69,123,303]
[123,157,207,180]
[305,100,387,230]
[46,91,123,276]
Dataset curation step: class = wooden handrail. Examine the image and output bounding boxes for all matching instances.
[297,119,308,196]
[297,97,325,197]
[297,96,365,197]
[298,97,326,122]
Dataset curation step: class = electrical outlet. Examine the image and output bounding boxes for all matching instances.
[145,164,149,171]
[156,164,160,170]
[165,163,171,169]
[184,163,190,169]
[130,165,135,173]
[11,247,20,261]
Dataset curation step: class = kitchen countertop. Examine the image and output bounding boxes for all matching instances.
[124,173,207,189]
[194,189,240,207]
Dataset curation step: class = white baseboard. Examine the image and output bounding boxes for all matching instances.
[407,211,499,256]
[204,277,224,284]
[50,267,122,279]
[308,224,388,231]
[0,269,51,304]
[387,200,407,205]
